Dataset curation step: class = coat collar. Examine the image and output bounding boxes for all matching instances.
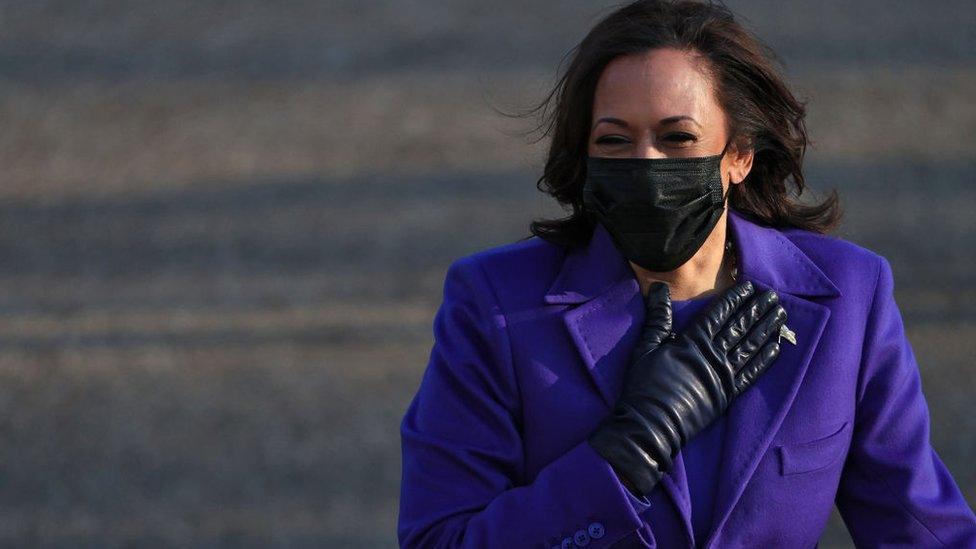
[544,206,841,304]
[544,206,840,548]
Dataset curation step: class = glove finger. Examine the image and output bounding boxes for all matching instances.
[729,304,787,373]
[695,280,754,339]
[715,290,779,354]
[733,338,782,395]
[630,281,673,362]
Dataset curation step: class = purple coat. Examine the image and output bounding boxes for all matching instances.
[398,206,976,548]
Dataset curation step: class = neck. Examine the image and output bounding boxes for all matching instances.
[629,210,734,301]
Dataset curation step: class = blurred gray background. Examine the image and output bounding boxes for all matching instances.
[0,0,973,546]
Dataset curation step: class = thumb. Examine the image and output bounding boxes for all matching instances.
[630,281,673,362]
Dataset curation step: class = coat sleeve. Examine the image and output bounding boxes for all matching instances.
[835,256,976,546]
[398,256,655,548]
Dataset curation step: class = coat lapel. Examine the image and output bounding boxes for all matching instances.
[543,207,843,548]
[543,215,644,410]
[700,208,841,548]
[544,220,696,537]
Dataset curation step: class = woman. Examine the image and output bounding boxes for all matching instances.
[398,1,976,547]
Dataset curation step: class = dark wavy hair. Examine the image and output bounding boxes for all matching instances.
[505,0,842,250]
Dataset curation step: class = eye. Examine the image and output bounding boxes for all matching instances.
[595,135,629,145]
[663,133,696,143]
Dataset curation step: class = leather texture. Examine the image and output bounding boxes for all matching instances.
[587,279,787,496]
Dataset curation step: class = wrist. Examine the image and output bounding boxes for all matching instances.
[614,466,641,496]
[587,428,665,497]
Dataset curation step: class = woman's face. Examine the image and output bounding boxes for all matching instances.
[587,47,753,189]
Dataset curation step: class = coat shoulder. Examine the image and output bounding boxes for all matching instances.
[449,234,567,311]
[780,226,888,297]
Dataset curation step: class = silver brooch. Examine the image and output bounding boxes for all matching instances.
[779,324,797,346]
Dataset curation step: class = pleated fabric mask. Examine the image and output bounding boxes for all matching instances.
[582,144,730,272]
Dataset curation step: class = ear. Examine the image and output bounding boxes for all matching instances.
[725,138,754,185]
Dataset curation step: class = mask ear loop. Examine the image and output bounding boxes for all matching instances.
[719,138,734,204]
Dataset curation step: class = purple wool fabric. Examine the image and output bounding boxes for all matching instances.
[398,206,976,548]
[618,294,729,547]
[672,295,727,547]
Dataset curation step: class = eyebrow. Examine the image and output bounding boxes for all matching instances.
[593,115,702,130]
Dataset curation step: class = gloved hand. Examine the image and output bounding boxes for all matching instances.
[587,280,787,497]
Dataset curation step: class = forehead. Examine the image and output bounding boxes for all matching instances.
[592,48,719,123]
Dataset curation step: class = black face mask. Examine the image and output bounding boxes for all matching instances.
[582,143,731,272]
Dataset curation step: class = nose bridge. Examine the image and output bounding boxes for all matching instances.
[634,132,668,159]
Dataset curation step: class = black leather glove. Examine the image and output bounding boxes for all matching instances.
[587,280,788,497]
